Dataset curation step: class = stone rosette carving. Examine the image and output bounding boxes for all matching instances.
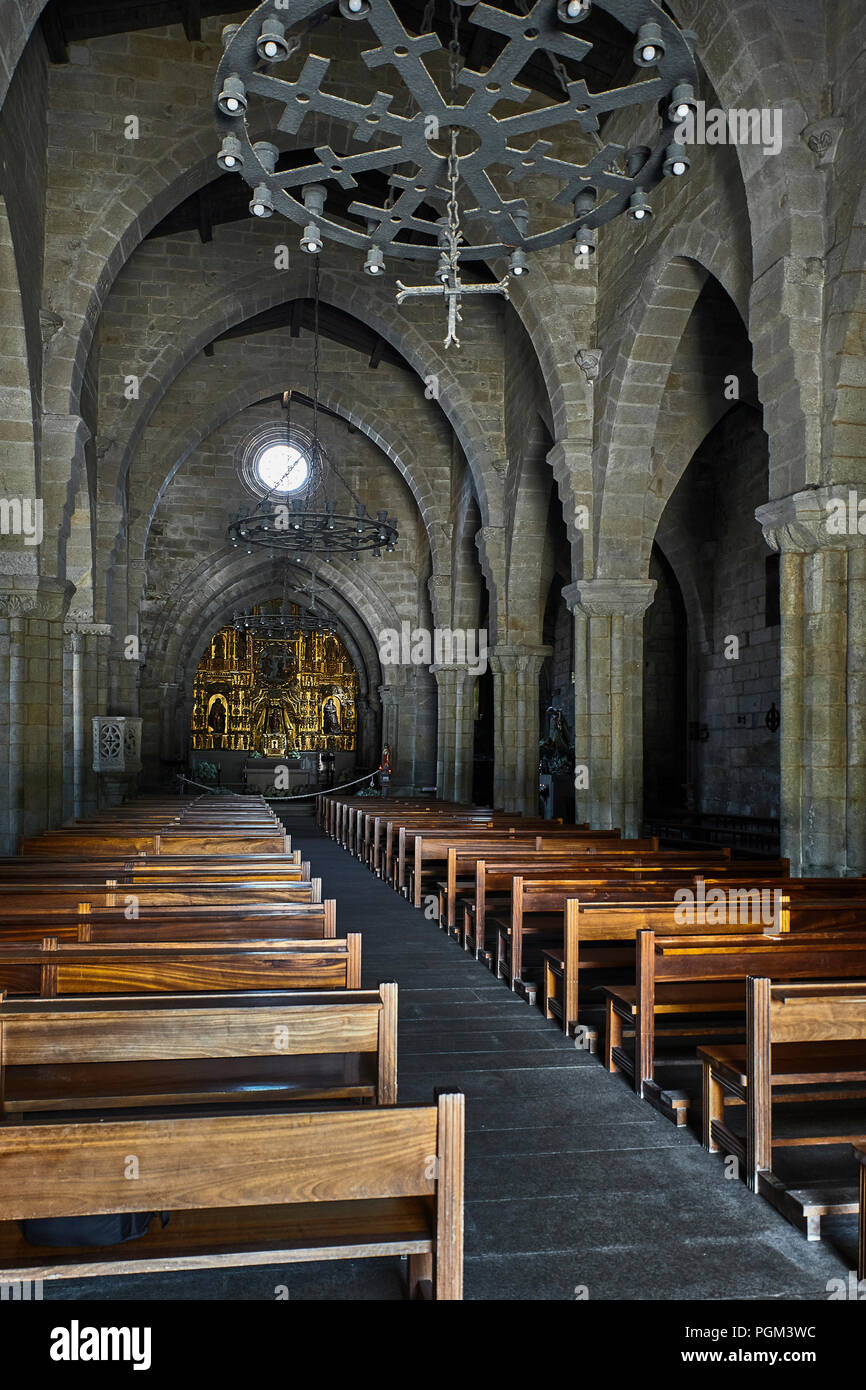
[575,348,601,383]
[801,117,843,168]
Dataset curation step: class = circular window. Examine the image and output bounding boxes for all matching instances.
[254,441,310,495]
[239,422,319,502]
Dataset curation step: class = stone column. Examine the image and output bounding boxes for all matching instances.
[63,620,113,818]
[0,578,73,848]
[488,645,551,813]
[378,677,404,786]
[756,488,865,874]
[564,578,656,837]
[431,663,476,803]
[62,628,82,823]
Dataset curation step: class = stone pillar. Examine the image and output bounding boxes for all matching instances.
[564,578,656,837]
[357,694,378,772]
[0,578,73,849]
[431,663,476,803]
[757,489,865,873]
[488,645,551,813]
[62,628,82,823]
[378,678,404,786]
[63,620,113,819]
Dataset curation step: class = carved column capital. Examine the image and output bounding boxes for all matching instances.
[564,578,656,618]
[756,486,866,553]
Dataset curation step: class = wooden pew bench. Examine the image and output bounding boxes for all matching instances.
[0,901,338,945]
[0,935,362,997]
[437,836,652,933]
[0,983,397,1117]
[469,855,791,964]
[0,879,319,912]
[0,1091,465,1298]
[700,978,866,1239]
[605,925,866,1126]
[494,865,789,989]
[543,892,866,1037]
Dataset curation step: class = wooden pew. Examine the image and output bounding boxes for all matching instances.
[488,861,791,980]
[544,891,866,1036]
[0,901,338,944]
[700,977,866,1238]
[0,856,307,885]
[606,924,866,1125]
[0,983,398,1116]
[0,1090,465,1298]
[438,837,654,932]
[0,879,319,912]
[0,935,362,997]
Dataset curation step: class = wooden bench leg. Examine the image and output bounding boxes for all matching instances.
[543,959,553,1021]
[495,928,508,983]
[859,1163,866,1284]
[702,1058,724,1152]
[408,1252,434,1300]
[605,998,623,1072]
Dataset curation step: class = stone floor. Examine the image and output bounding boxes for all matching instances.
[50,811,856,1302]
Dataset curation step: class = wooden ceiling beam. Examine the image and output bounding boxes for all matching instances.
[40,5,70,63]
[181,0,201,42]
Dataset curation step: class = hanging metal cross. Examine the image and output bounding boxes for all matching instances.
[394,6,510,348]
[395,271,510,349]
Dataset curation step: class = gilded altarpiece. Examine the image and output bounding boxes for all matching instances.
[190,619,357,755]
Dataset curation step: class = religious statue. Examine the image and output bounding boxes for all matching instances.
[539,706,574,774]
[378,744,392,795]
[322,696,341,734]
[250,684,300,757]
[207,698,227,748]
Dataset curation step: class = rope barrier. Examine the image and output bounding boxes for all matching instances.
[270,769,382,801]
[178,770,383,803]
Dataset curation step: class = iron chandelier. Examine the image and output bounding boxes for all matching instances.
[214,0,700,340]
[233,564,339,635]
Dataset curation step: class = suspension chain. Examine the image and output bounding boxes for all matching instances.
[446,2,463,274]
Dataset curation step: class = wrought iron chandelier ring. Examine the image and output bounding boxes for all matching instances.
[214,0,700,262]
[228,505,399,557]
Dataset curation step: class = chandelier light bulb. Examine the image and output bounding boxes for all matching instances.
[364,246,385,276]
[668,83,697,123]
[628,191,653,221]
[663,142,690,177]
[301,222,323,252]
[634,23,665,67]
[217,74,247,116]
[509,249,529,276]
[250,185,274,218]
[217,135,243,172]
[574,226,596,256]
[256,18,291,62]
[558,0,590,19]
[339,0,369,16]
